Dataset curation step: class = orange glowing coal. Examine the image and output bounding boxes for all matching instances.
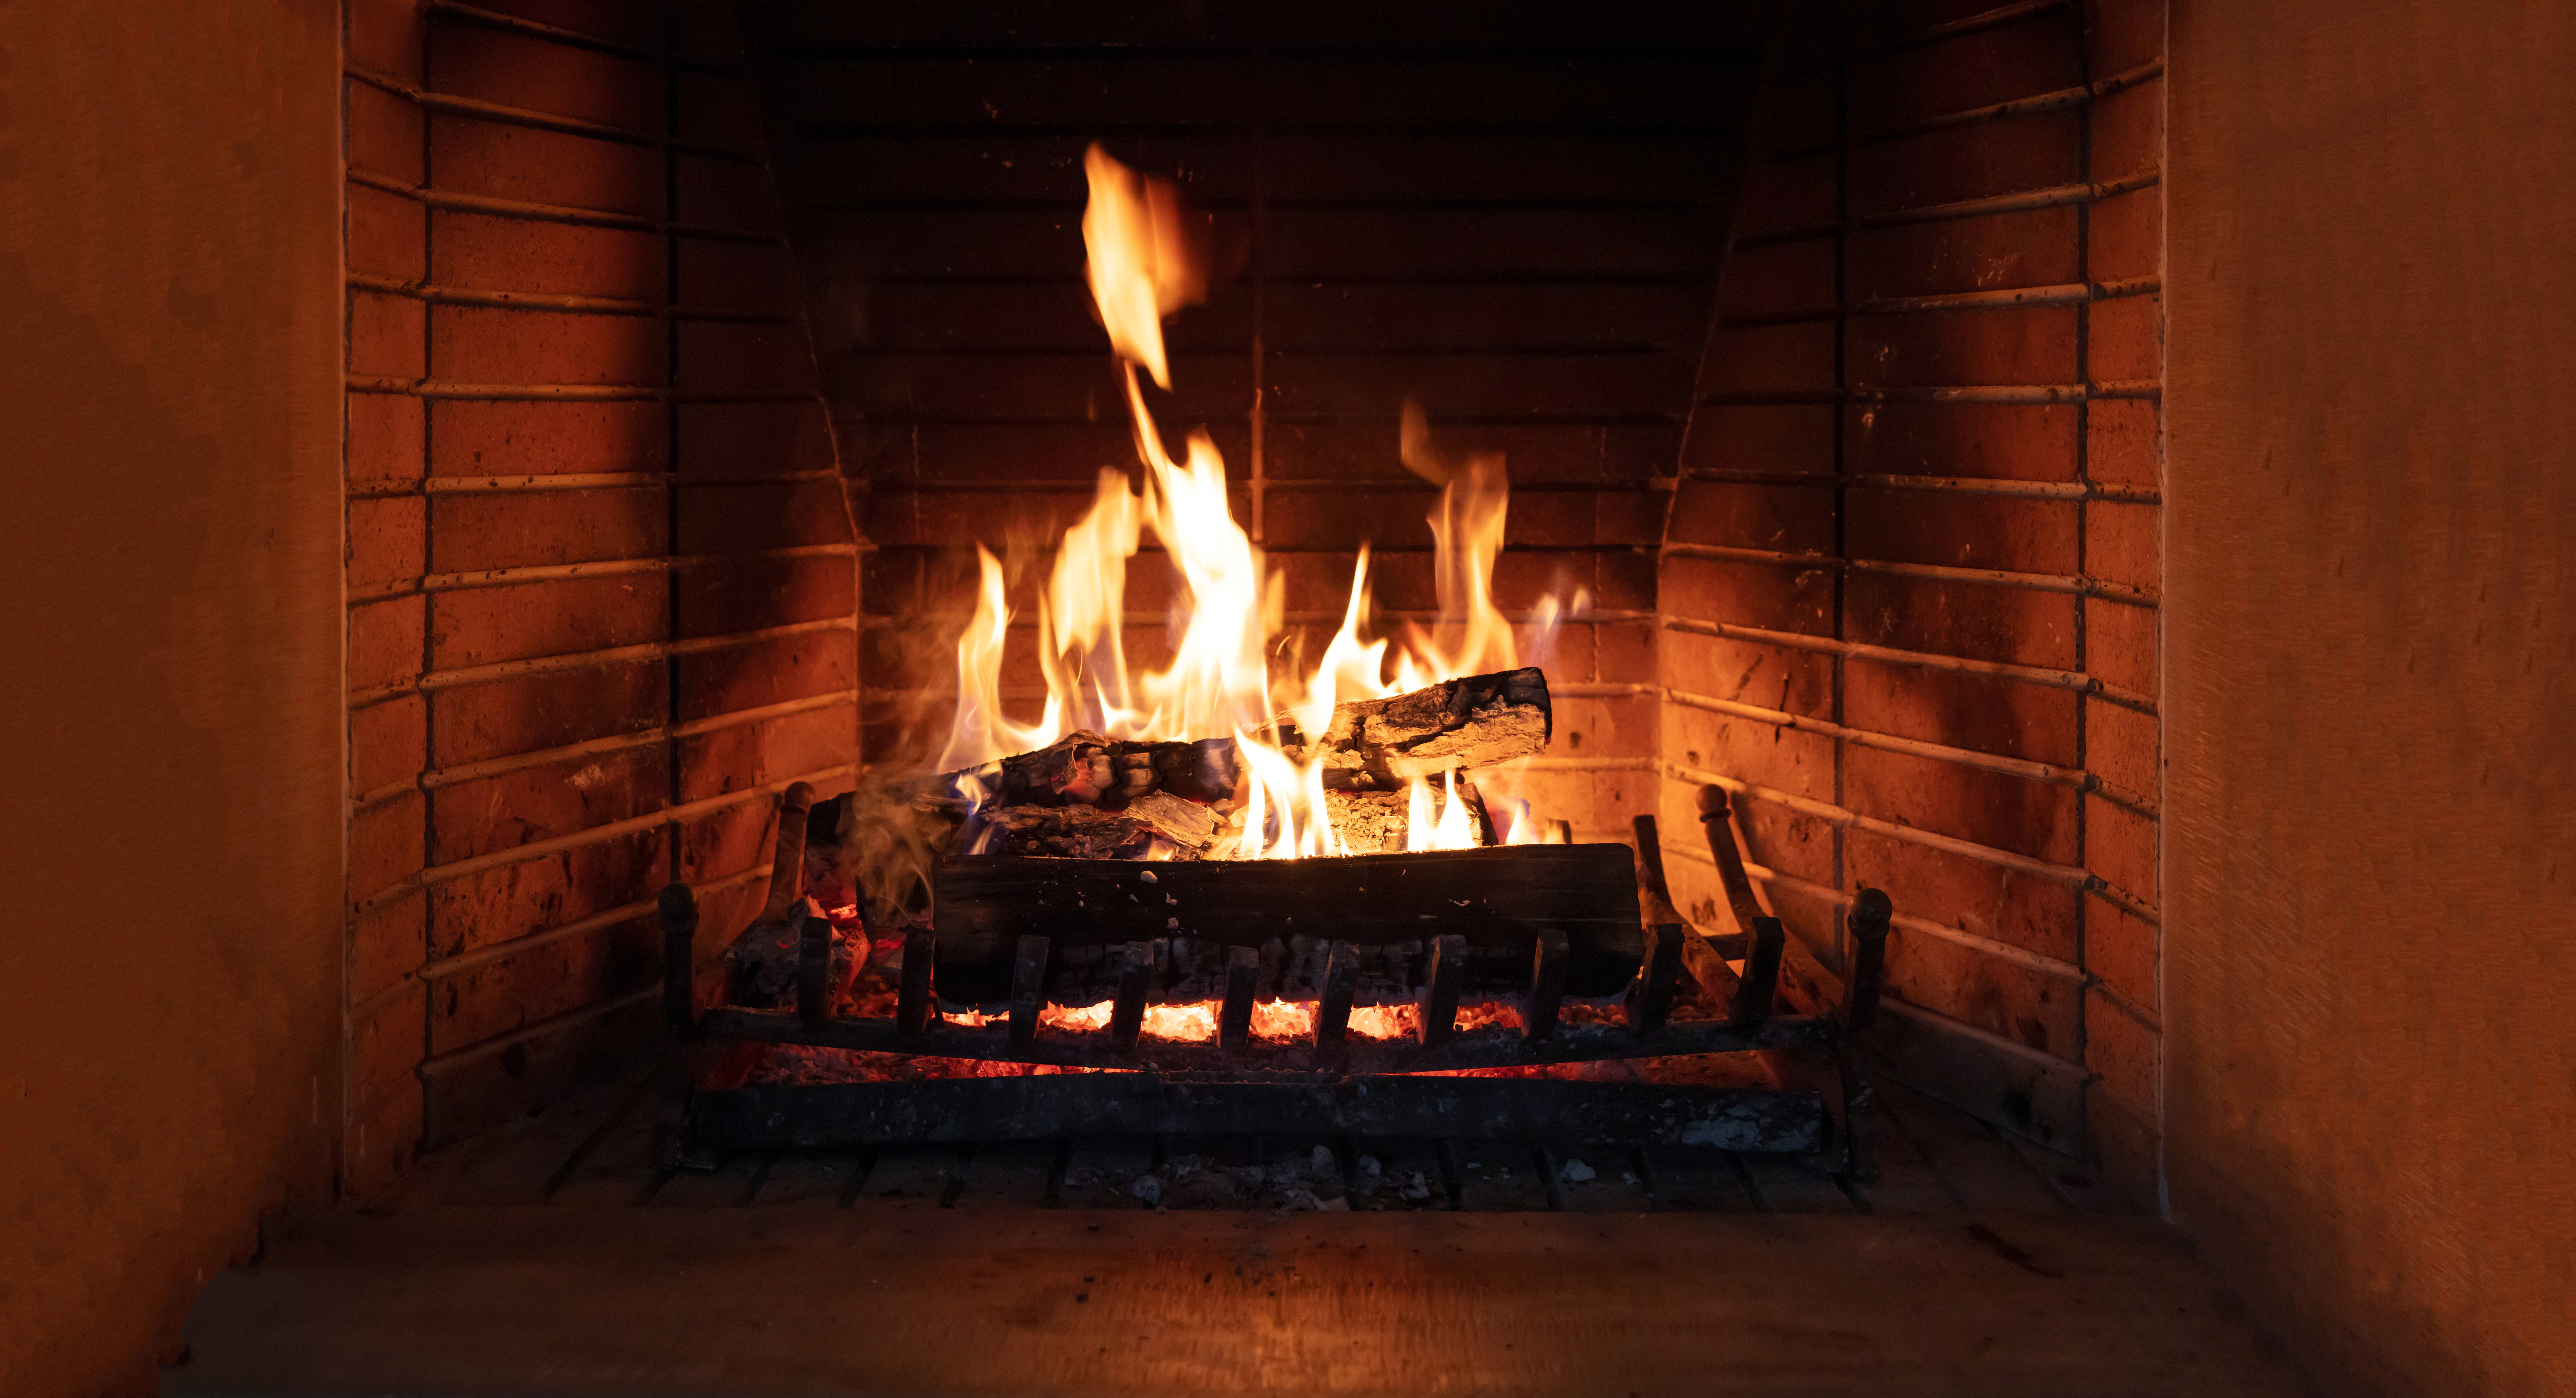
[933,144,1582,857]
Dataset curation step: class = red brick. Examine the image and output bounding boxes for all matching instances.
[1844,656,2080,766]
[2083,793,2158,911]
[2086,597,2157,696]
[1592,616,1656,684]
[347,495,426,593]
[349,290,425,378]
[2086,499,2159,592]
[676,155,786,235]
[675,704,858,803]
[429,914,663,1057]
[1752,64,1837,149]
[353,790,427,903]
[1846,742,2082,865]
[347,184,426,281]
[678,71,767,151]
[676,478,847,557]
[428,660,666,768]
[1661,554,1834,634]
[676,241,803,316]
[431,399,669,476]
[676,402,842,480]
[1849,305,2077,387]
[1678,405,1833,477]
[2087,1084,2159,1210]
[1848,110,2083,220]
[2085,893,2161,1014]
[2087,185,2160,282]
[675,798,779,886]
[676,321,817,392]
[1848,828,2084,967]
[1849,207,2083,302]
[428,22,664,133]
[1696,322,1835,395]
[2088,293,2162,382]
[1663,703,1837,801]
[463,0,664,52]
[2086,694,2160,805]
[347,0,425,83]
[432,742,669,864]
[1715,239,1835,320]
[352,693,428,798]
[429,114,664,218]
[348,391,426,485]
[1847,489,2078,575]
[1851,8,2083,134]
[1846,401,2078,481]
[347,80,424,183]
[429,572,668,670]
[430,305,664,386]
[1730,152,1836,237]
[1661,627,1837,718]
[676,553,854,640]
[428,823,670,960]
[346,1076,423,1202]
[352,887,426,1006]
[2090,79,2164,186]
[428,486,666,572]
[2086,398,2159,485]
[1846,570,2081,670]
[1883,927,2082,1060]
[2085,0,2167,77]
[2084,981,2159,1119]
[354,981,427,1106]
[676,628,856,721]
[431,211,663,301]
[350,596,426,693]
[1666,479,1834,553]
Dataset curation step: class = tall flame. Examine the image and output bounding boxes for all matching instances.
[937,145,1560,859]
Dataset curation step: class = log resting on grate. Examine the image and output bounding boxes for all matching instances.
[928,843,1643,1004]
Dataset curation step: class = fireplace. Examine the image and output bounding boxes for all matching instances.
[12,1,2568,1395]
[330,0,2167,1205]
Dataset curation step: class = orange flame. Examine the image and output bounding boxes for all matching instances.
[934,145,1561,858]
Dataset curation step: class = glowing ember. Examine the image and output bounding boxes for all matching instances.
[931,145,1575,858]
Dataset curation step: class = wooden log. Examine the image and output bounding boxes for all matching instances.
[701,1005,1839,1075]
[1682,933,1740,1008]
[686,1074,1827,1154]
[1841,887,1893,1030]
[1314,941,1359,1045]
[1627,924,1682,1032]
[1108,940,1153,1051]
[1218,945,1259,1049]
[657,883,700,1033]
[896,929,935,1038]
[932,843,1642,1004]
[1008,935,1049,1049]
[1418,933,1467,1047]
[1694,784,1769,935]
[1524,929,1568,1042]
[1279,666,1551,780]
[1731,917,1786,1030]
[975,795,1224,859]
[797,912,833,1028]
[966,731,1239,808]
[761,781,817,921]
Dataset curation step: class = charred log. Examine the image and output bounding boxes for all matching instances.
[930,843,1641,1003]
[1280,666,1551,781]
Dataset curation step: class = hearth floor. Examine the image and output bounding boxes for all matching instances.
[164,1062,2305,1397]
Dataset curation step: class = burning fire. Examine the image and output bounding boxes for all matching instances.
[934,145,1575,857]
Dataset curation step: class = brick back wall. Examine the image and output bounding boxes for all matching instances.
[341,0,854,1190]
[738,0,1772,831]
[1659,0,2164,1201]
